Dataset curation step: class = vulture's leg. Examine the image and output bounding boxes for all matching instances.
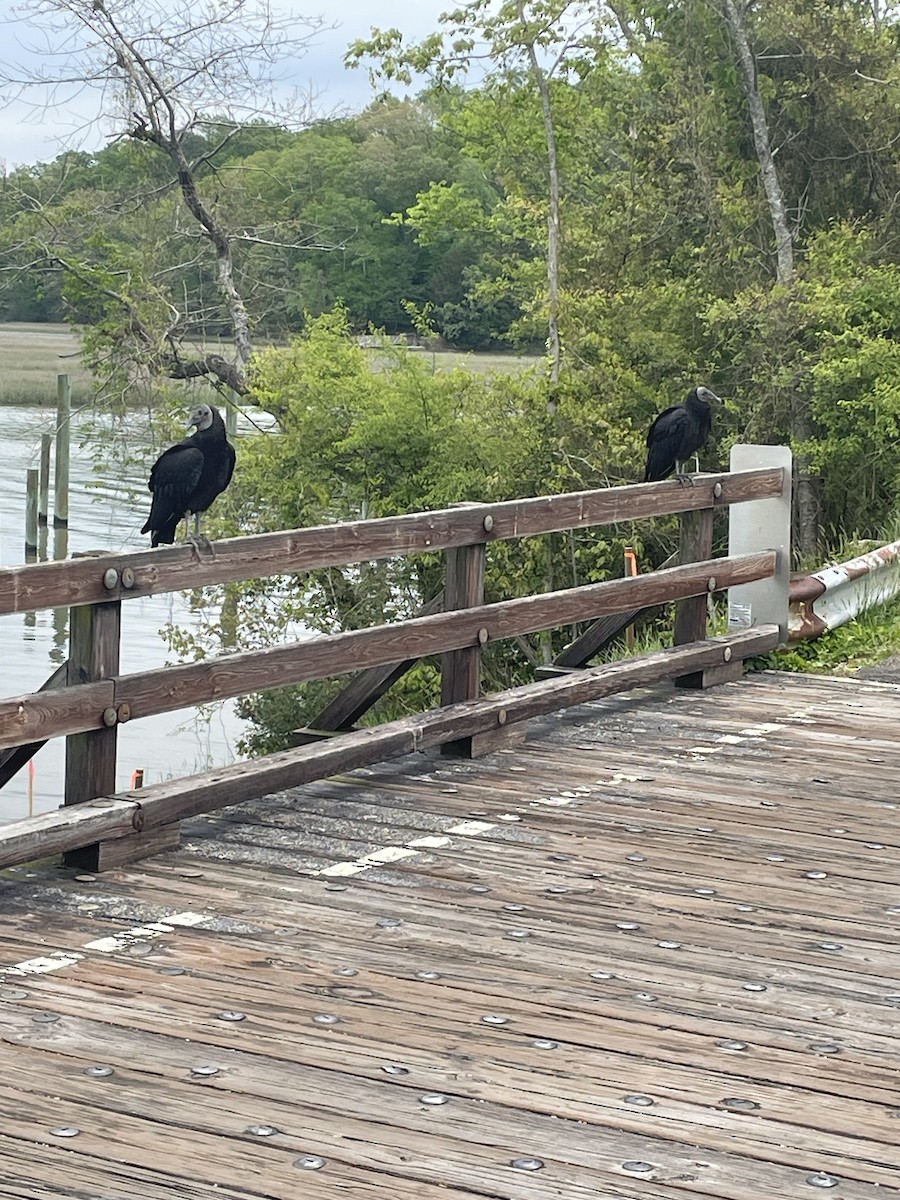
[183,512,214,555]
[692,454,700,473]
[674,459,694,487]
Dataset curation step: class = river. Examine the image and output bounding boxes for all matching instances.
[0,403,246,822]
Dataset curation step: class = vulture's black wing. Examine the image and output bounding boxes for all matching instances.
[187,436,236,516]
[216,440,236,499]
[141,443,205,546]
[644,405,690,482]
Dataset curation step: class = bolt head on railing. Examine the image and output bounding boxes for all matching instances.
[102,706,118,727]
[477,628,489,646]
[497,709,508,726]
[723,647,733,662]
[708,577,717,592]
[713,482,723,499]
[483,515,494,533]
[118,703,131,723]
[121,567,136,589]
[102,568,119,590]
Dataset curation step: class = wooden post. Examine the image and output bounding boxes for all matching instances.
[63,597,122,811]
[673,508,713,647]
[440,530,508,758]
[226,391,239,438]
[62,568,123,868]
[38,434,51,524]
[624,546,638,651]
[673,507,734,688]
[54,374,71,527]
[63,558,179,870]
[53,524,68,563]
[25,469,39,554]
[441,542,486,707]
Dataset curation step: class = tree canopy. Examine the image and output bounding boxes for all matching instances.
[6,1,900,723]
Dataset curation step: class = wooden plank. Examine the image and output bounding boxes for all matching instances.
[0,661,67,789]
[1,668,898,1198]
[12,959,899,1150]
[112,552,774,725]
[81,852,900,1007]
[30,880,897,1048]
[0,798,140,868]
[2,924,897,1176]
[3,940,897,1185]
[0,552,775,750]
[0,468,784,617]
[0,630,769,867]
[0,678,112,754]
[0,1134,480,1200]
[0,1021,894,1195]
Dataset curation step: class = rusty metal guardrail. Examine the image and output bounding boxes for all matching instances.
[788,539,900,641]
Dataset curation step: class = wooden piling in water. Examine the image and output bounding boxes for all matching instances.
[38,434,51,524]
[25,469,39,552]
[54,373,71,527]
[225,390,239,437]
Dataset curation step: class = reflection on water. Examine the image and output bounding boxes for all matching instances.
[0,403,245,821]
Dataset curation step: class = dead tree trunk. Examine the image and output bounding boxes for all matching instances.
[720,0,819,558]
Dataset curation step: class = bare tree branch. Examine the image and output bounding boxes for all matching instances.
[0,0,333,394]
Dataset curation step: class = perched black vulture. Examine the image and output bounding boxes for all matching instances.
[141,403,236,547]
[643,386,722,483]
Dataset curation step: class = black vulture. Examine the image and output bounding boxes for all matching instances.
[141,403,236,547]
[643,386,722,483]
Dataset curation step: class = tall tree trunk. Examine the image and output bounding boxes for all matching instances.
[722,0,793,285]
[720,0,819,559]
[520,5,562,412]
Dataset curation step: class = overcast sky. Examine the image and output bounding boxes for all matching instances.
[0,0,450,168]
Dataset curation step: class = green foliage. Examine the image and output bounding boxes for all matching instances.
[763,594,900,676]
[222,309,653,753]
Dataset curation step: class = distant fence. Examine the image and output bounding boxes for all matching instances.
[0,452,789,873]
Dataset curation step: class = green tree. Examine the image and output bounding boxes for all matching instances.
[190,309,646,751]
[349,1,612,401]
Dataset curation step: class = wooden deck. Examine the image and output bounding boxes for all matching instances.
[0,670,898,1198]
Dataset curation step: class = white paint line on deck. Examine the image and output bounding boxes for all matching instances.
[0,910,213,978]
[314,817,500,878]
[2,951,84,977]
[446,819,496,836]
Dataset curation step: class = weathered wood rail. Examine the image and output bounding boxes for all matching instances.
[0,464,788,872]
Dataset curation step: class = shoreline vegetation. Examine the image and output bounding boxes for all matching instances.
[0,322,540,407]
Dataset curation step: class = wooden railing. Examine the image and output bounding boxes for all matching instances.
[0,467,786,872]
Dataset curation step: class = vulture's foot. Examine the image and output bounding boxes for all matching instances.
[675,472,695,488]
[184,533,215,558]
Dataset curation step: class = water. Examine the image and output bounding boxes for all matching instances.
[0,404,246,821]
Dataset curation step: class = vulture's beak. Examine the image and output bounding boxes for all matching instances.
[700,387,723,405]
